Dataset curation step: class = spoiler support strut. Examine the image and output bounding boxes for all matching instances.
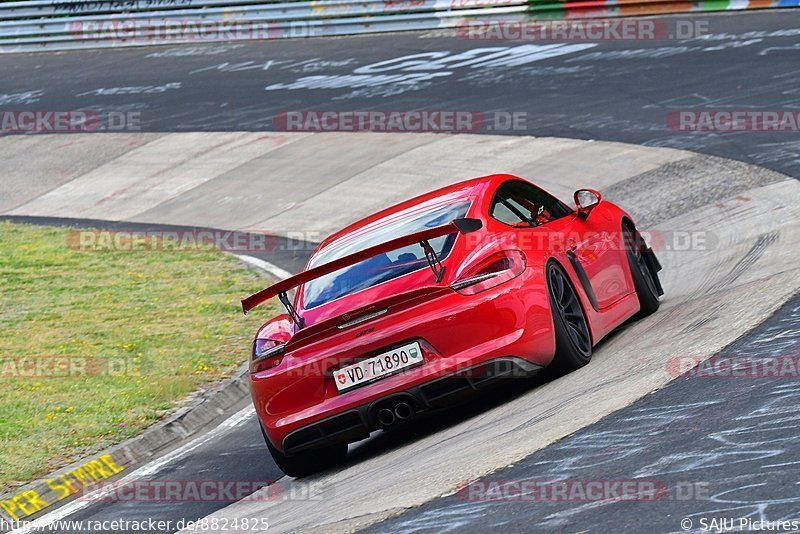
[279,291,305,330]
[420,240,445,283]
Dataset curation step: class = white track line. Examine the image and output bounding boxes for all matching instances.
[236,254,293,281]
[10,405,256,534]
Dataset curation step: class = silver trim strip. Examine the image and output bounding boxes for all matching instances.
[449,269,509,290]
[337,308,389,330]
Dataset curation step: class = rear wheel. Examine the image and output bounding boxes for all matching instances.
[623,225,661,318]
[547,262,592,372]
[261,424,348,478]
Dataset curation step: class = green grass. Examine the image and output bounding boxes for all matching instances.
[0,222,276,490]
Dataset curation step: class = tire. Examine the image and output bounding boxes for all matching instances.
[261,424,348,478]
[547,261,593,372]
[623,225,661,318]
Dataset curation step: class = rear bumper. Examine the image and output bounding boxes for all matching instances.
[281,356,543,456]
[252,267,556,453]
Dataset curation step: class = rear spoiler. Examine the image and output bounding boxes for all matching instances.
[241,217,482,318]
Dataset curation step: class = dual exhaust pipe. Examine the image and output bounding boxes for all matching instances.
[376,401,414,427]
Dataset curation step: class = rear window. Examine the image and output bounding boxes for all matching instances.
[302,201,471,309]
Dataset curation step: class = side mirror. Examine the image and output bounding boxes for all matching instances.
[574,189,602,219]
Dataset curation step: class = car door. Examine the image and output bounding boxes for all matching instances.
[489,180,629,310]
[565,203,631,310]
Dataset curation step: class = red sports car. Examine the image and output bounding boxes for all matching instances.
[242,174,663,476]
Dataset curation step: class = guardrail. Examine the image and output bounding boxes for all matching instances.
[0,0,794,53]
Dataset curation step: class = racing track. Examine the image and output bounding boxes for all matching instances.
[1,11,800,179]
[4,133,800,533]
[368,293,800,532]
[1,9,800,534]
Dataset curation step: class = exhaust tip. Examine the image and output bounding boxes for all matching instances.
[394,402,414,420]
[377,408,396,427]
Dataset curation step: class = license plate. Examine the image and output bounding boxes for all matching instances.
[334,342,423,393]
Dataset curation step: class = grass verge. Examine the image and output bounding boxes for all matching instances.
[0,221,276,490]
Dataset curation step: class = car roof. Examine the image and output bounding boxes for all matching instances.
[314,174,513,255]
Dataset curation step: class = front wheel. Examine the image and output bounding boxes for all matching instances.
[623,225,661,318]
[261,425,347,478]
[547,262,592,372]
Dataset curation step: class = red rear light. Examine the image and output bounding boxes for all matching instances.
[450,250,526,295]
[251,339,285,373]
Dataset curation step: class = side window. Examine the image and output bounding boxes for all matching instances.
[490,181,572,227]
[491,200,522,226]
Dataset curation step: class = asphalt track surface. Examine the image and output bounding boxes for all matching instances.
[1,11,799,178]
[370,294,800,533]
[2,9,800,534]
